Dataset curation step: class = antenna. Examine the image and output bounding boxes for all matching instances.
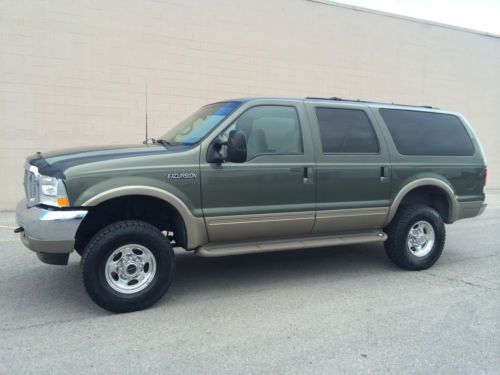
[145,84,148,143]
[142,84,154,144]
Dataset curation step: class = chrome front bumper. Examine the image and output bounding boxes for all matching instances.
[15,199,87,262]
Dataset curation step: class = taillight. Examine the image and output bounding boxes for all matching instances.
[484,167,488,187]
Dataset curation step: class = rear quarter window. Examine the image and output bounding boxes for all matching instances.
[379,109,474,156]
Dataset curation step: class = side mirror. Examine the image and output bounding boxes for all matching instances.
[226,130,247,163]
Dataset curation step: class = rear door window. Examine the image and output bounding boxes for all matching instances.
[315,107,379,154]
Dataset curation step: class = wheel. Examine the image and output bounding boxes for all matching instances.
[384,205,445,270]
[81,220,175,313]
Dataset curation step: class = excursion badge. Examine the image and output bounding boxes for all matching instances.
[167,172,198,180]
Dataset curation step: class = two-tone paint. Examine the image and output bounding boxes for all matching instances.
[19,97,487,258]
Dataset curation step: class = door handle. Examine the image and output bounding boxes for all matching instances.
[303,167,314,184]
[380,166,390,183]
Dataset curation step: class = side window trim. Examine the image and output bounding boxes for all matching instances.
[314,106,381,155]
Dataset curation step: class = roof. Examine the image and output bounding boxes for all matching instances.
[303,96,437,110]
[222,97,444,112]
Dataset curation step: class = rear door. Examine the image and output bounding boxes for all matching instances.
[305,102,392,233]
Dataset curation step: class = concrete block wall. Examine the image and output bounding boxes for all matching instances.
[1,0,499,210]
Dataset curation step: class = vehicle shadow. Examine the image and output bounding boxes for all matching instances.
[159,242,395,307]
[0,259,108,326]
[2,242,394,320]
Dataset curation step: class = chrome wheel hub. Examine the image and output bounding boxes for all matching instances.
[105,244,157,294]
[407,221,435,257]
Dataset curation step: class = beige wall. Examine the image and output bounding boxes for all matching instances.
[1,0,499,210]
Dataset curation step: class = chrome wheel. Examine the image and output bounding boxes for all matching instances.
[407,221,435,257]
[104,244,157,294]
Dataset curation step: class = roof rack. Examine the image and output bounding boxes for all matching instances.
[304,97,436,109]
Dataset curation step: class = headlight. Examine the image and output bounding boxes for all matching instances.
[39,175,69,207]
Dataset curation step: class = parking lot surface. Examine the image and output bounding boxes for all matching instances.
[0,194,499,374]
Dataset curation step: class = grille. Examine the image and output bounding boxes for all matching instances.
[23,167,38,204]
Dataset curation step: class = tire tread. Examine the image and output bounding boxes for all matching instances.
[384,205,446,270]
[81,220,175,313]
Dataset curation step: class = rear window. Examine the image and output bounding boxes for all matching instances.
[315,107,379,153]
[379,109,474,156]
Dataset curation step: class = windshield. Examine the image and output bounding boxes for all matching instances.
[159,101,241,145]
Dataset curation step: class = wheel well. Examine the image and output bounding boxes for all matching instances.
[398,186,451,223]
[75,195,187,253]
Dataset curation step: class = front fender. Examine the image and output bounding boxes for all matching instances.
[77,184,207,249]
[73,176,198,213]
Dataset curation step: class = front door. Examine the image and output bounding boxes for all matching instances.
[200,103,316,242]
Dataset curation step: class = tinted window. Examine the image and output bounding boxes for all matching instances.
[228,106,303,160]
[379,109,474,156]
[315,108,379,153]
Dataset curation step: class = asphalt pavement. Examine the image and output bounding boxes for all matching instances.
[0,194,499,374]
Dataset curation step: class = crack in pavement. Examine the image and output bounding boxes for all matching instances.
[0,314,108,333]
[422,271,499,292]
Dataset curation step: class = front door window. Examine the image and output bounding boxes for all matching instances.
[221,105,303,161]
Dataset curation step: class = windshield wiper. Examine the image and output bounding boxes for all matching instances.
[155,138,171,150]
[155,139,173,149]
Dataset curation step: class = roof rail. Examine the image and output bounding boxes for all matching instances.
[304,97,437,109]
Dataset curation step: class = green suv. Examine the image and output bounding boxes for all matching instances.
[15,97,487,312]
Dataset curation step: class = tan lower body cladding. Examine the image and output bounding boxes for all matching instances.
[204,207,389,243]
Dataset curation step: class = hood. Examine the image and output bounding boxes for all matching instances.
[27,144,190,178]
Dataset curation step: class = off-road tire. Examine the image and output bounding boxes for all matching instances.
[384,205,445,270]
[81,220,175,313]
